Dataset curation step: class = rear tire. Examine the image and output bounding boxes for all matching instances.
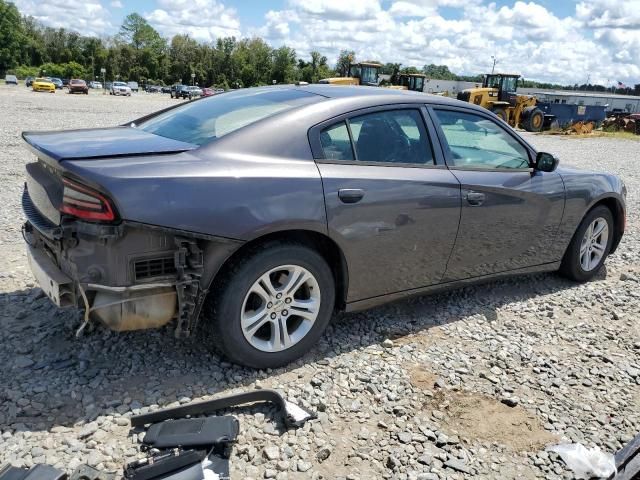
[205,243,335,368]
[559,205,614,282]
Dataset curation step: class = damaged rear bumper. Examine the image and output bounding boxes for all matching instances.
[25,238,179,331]
[22,210,239,335]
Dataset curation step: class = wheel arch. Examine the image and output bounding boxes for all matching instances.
[588,196,625,254]
[206,229,349,311]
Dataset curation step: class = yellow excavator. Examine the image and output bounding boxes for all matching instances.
[318,62,383,86]
[457,73,546,132]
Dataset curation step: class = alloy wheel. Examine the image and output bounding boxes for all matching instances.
[579,217,609,271]
[241,265,321,353]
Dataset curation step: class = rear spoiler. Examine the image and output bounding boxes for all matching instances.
[22,127,198,166]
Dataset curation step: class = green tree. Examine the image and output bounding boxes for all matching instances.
[168,34,199,84]
[300,51,331,83]
[0,0,26,75]
[119,13,163,52]
[336,49,354,77]
[422,64,456,80]
[271,46,296,84]
[118,13,166,81]
[21,15,47,67]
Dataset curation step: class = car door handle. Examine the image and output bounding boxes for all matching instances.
[466,191,485,206]
[338,189,365,204]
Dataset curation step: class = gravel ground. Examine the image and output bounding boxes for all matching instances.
[0,85,638,480]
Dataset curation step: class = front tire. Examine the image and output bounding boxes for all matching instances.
[560,205,614,282]
[523,107,544,132]
[206,243,335,368]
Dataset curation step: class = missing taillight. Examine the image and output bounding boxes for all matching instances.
[60,178,116,221]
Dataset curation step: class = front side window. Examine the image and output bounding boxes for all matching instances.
[138,88,322,146]
[434,109,530,169]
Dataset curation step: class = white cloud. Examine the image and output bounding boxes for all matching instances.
[256,0,640,85]
[288,0,382,21]
[11,0,640,86]
[145,0,241,42]
[13,0,113,37]
[576,0,640,29]
[388,2,437,19]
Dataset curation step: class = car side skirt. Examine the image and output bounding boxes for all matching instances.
[344,261,561,312]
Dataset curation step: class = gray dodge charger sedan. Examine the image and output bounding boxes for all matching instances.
[21,85,626,368]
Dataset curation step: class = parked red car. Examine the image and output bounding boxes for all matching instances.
[68,79,89,94]
[201,88,216,97]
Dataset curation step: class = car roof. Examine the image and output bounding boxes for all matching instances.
[293,84,479,110]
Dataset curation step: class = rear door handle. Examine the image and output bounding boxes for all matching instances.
[466,191,485,206]
[338,188,365,204]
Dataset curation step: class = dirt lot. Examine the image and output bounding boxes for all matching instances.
[0,84,638,479]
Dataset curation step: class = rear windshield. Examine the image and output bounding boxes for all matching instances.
[137,88,321,146]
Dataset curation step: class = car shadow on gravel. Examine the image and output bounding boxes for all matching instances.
[0,268,605,433]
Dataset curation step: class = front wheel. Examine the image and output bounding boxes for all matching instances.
[206,244,335,368]
[560,205,614,282]
[523,107,544,132]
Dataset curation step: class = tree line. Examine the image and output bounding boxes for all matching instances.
[0,2,333,88]
[1,0,638,95]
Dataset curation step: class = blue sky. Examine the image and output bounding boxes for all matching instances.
[13,0,640,85]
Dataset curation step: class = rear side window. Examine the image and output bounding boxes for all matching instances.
[138,88,321,146]
[319,109,434,165]
[320,122,354,160]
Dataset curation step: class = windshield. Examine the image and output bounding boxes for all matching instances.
[113,82,127,86]
[360,66,378,85]
[484,75,518,91]
[502,76,517,92]
[138,88,322,146]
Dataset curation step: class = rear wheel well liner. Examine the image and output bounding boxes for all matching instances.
[206,230,349,311]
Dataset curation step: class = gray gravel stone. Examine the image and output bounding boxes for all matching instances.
[0,89,638,480]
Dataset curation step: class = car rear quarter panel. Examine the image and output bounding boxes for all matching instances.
[62,151,327,241]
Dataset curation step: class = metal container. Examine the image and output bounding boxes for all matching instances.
[537,102,607,128]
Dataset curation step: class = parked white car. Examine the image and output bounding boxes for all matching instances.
[88,81,103,89]
[110,81,132,96]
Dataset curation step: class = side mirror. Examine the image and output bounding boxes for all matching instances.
[535,152,559,172]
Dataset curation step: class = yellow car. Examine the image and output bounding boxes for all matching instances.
[32,77,55,93]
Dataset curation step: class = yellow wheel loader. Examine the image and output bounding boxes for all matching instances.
[457,73,548,132]
[396,73,426,91]
[318,62,382,86]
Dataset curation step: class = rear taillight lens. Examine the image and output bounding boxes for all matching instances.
[60,178,116,222]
